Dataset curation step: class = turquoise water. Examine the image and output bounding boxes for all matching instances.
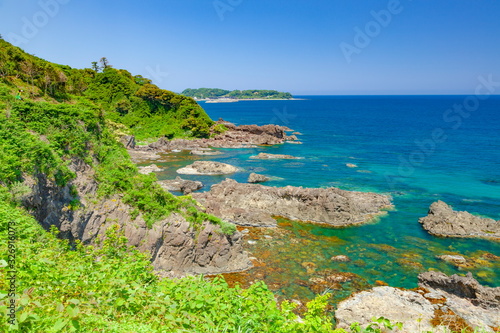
[154,96,500,298]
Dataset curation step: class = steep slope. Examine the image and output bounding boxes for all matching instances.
[0,39,248,276]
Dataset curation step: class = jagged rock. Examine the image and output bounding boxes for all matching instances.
[247,173,270,183]
[120,135,135,149]
[193,179,392,227]
[177,161,238,175]
[419,201,500,240]
[157,177,203,194]
[250,153,301,160]
[418,271,500,331]
[21,159,251,277]
[138,164,163,174]
[335,286,439,332]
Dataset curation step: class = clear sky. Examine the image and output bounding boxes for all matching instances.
[1,0,499,95]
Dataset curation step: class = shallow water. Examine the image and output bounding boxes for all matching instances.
[147,96,500,304]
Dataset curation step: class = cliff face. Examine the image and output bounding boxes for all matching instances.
[22,159,251,277]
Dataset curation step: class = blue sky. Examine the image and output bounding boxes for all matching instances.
[1,0,499,95]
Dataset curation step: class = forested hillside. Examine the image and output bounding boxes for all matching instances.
[182,87,293,100]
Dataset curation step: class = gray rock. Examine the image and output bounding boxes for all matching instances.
[138,164,163,174]
[335,286,439,332]
[177,161,238,175]
[250,153,302,160]
[437,254,467,265]
[22,159,251,277]
[193,179,392,227]
[157,177,203,194]
[419,201,500,240]
[418,271,500,331]
[190,149,223,156]
[120,135,135,149]
[247,173,270,183]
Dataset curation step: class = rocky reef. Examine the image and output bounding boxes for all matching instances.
[21,159,251,277]
[335,271,500,332]
[193,179,392,227]
[419,201,500,240]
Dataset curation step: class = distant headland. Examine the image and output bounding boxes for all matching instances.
[181,88,294,102]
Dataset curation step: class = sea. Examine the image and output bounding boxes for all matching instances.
[152,95,500,303]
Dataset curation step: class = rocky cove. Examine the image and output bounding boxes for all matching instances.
[125,121,499,331]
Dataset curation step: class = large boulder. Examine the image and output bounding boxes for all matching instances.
[193,179,392,227]
[247,173,270,183]
[157,177,203,194]
[335,286,439,332]
[177,161,238,175]
[419,201,500,240]
[250,153,302,160]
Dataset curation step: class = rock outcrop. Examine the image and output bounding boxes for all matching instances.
[335,271,500,333]
[132,121,297,153]
[22,159,251,277]
[138,164,163,174]
[419,201,500,240]
[250,153,302,160]
[177,161,238,175]
[193,179,392,227]
[418,271,500,332]
[335,286,439,332]
[157,176,203,194]
[247,173,270,183]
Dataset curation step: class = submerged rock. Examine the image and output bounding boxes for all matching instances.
[247,173,270,183]
[177,161,238,175]
[157,177,203,194]
[419,201,500,240]
[331,255,351,262]
[193,179,392,227]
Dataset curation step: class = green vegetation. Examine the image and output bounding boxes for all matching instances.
[0,195,339,332]
[0,39,213,141]
[182,88,293,100]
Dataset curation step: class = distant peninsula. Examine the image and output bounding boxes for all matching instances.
[181,88,293,102]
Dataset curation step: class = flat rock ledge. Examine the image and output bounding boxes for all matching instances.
[336,271,500,332]
[138,164,163,174]
[250,153,302,160]
[177,161,238,175]
[419,200,500,240]
[157,177,203,194]
[193,179,392,227]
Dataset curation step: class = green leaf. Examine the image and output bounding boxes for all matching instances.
[52,319,68,332]
[0,259,7,268]
[18,312,28,323]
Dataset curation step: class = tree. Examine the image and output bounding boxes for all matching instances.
[91,61,100,72]
[99,57,111,69]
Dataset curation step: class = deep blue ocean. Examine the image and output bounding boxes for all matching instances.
[156,95,500,295]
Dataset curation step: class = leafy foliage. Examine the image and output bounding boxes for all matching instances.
[0,199,337,332]
[182,87,294,100]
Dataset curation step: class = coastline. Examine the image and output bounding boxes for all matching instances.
[197,98,305,103]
